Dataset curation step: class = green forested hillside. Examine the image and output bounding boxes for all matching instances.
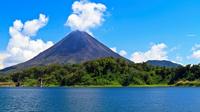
[0,57,200,87]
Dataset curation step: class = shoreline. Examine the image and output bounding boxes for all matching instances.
[1,82,200,88]
[0,84,178,88]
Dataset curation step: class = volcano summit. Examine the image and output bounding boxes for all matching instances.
[1,30,123,72]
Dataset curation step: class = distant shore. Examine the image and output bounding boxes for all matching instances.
[70,84,173,88]
[0,82,181,88]
[1,81,200,88]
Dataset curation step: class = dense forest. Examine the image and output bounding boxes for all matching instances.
[0,57,200,87]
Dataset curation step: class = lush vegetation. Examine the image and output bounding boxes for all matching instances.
[1,57,200,87]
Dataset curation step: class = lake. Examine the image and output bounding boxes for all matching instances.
[0,87,200,112]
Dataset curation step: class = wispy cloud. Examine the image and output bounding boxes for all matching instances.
[119,50,127,57]
[189,44,200,60]
[175,56,183,63]
[187,33,197,37]
[110,47,127,57]
[110,47,117,53]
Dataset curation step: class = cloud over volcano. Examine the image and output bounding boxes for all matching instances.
[65,0,107,33]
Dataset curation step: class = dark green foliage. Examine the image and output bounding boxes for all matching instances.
[0,75,10,82]
[1,57,200,87]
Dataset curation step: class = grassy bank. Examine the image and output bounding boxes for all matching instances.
[71,84,174,88]
[175,81,200,87]
[0,82,15,87]
[0,82,175,88]
[128,84,174,87]
[3,80,200,88]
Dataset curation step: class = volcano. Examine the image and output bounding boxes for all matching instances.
[1,30,123,72]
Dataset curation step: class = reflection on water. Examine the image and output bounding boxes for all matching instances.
[0,87,200,112]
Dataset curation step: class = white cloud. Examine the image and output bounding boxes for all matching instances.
[189,44,200,60]
[0,54,6,69]
[110,47,127,56]
[65,0,107,33]
[23,14,48,36]
[110,47,117,53]
[119,50,127,56]
[192,44,200,51]
[191,50,200,59]
[130,43,168,63]
[0,14,53,69]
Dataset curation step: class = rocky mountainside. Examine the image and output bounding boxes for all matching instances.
[1,30,123,72]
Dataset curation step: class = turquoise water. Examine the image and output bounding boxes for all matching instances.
[0,87,200,112]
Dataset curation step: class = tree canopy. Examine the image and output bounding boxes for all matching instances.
[1,57,200,87]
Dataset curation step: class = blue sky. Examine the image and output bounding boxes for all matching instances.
[1,0,200,68]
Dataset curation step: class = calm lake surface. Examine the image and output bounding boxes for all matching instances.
[0,87,200,112]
